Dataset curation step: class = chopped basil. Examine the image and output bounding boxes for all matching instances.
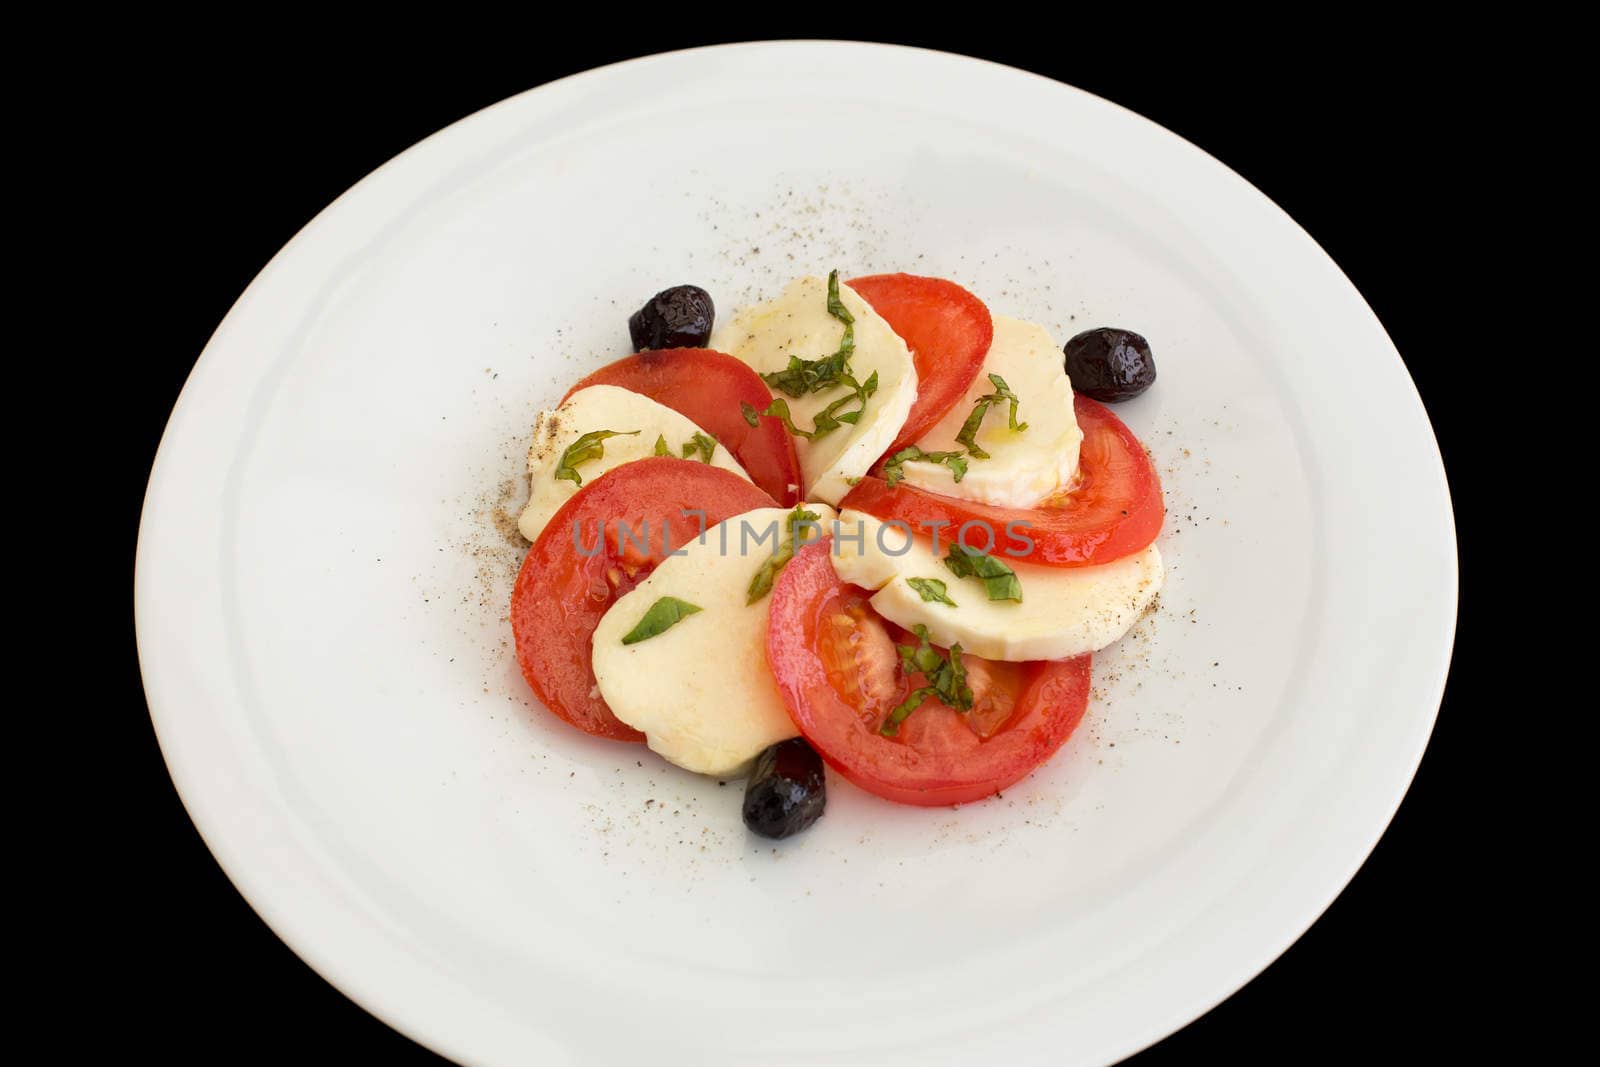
[555,429,639,487]
[744,378,879,443]
[884,687,934,733]
[880,625,973,736]
[746,506,823,604]
[680,431,717,463]
[988,374,1027,430]
[954,373,1028,460]
[882,445,968,488]
[653,431,714,461]
[897,627,946,676]
[620,596,702,645]
[943,544,1023,602]
[906,577,957,607]
[762,350,851,400]
[746,272,877,442]
[760,270,856,397]
[742,397,813,439]
[808,371,877,436]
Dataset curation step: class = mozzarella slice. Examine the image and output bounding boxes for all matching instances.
[592,505,837,777]
[518,384,750,542]
[831,510,1162,661]
[711,276,917,506]
[896,316,1083,508]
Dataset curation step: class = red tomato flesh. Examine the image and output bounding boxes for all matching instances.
[511,457,776,741]
[846,273,993,457]
[842,395,1164,567]
[766,540,1092,806]
[565,348,803,506]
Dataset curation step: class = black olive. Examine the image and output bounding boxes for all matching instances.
[628,285,715,351]
[1063,327,1156,402]
[742,738,826,840]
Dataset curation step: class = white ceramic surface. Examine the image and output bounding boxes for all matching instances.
[135,42,1457,1066]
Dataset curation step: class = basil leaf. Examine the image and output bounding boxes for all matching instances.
[954,374,1028,460]
[746,506,823,604]
[955,400,993,459]
[882,445,968,488]
[989,373,1028,432]
[944,643,971,709]
[896,629,944,675]
[749,273,876,442]
[762,351,849,399]
[943,545,1023,602]
[906,577,957,607]
[755,372,877,443]
[825,267,856,330]
[555,429,639,487]
[680,431,717,463]
[744,397,815,440]
[880,625,973,736]
[882,686,935,736]
[620,596,702,645]
[745,563,780,603]
[759,270,856,397]
[653,434,671,457]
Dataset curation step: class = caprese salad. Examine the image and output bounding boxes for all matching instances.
[509,271,1163,839]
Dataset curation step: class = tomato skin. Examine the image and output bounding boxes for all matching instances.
[846,273,993,457]
[511,457,776,741]
[767,541,1092,806]
[565,348,802,506]
[841,395,1164,566]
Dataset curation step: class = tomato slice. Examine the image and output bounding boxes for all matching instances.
[767,541,1092,806]
[565,348,802,506]
[511,457,776,741]
[846,273,993,457]
[841,395,1164,566]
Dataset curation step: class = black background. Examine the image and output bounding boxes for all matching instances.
[105,27,1488,1065]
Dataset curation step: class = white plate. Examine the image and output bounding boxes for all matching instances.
[136,42,1456,1066]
